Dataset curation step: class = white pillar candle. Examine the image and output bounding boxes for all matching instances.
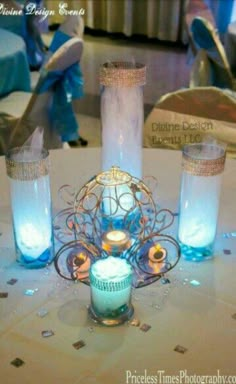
[90,256,133,318]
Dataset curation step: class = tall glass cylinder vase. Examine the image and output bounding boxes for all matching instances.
[178,143,226,261]
[100,62,146,179]
[6,147,54,268]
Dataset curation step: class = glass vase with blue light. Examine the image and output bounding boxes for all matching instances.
[178,142,226,261]
[6,147,54,268]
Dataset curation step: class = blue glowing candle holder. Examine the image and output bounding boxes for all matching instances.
[178,143,226,261]
[97,166,141,232]
[89,256,134,326]
[6,147,54,268]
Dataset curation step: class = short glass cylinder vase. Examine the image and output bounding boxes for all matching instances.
[89,256,134,326]
[100,61,146,179]
[6,147,54,268]
[178,143,226,261]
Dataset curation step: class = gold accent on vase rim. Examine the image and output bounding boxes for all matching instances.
[6,147,50,181]
[100,61,146,87]
[182,144,226,176]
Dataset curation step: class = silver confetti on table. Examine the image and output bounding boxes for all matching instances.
[11,358,25,367]
[174,345,188,354]
[190,279,201,287]
[73,340,86,350]
[161,277,171,285]
[41,330,54,338]
[140,323,151,332]
[37,308,48,318]
[24,289,37,296]
[0,292,8,298]
[129,318,141,327]
[223,231,236,238]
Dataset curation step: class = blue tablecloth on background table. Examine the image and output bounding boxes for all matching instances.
[0,28,31,97]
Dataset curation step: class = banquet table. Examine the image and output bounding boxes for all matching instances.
[0,148,236,384]
[0,28,31,97]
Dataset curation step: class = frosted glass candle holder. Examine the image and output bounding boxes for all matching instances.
[178,143,226,261]
[6,147,54,268]
[89,256,134,326]
[100,62,146,179]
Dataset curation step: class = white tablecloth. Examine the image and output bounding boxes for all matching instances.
[0,148,236,384]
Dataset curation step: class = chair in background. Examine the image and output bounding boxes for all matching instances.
[144,86,236,157]
[189,48,212,87]
[184,0,216,62]
[190,16,236,89]
[47,15,87,146]
[58,15,84,39]
[225,20,236,75]
[0,37,83,155]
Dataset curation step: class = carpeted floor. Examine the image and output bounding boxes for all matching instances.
[76,113,101,147]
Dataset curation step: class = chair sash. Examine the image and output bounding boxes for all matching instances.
[191,17,234,89]
[37,30,84,141]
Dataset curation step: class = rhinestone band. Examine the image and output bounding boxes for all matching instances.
[90,272,132,292]
[6,148,50,180]
[182,152,225,176]
[100,62,146,87]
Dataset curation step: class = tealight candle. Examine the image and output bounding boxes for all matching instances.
[148,244,166,274]
[102,230,131,255]
[89,256,134,325]
[107,231,126,242]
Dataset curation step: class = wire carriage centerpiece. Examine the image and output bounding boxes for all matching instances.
[53,166,180,289]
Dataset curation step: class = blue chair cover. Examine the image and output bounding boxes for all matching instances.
[191,18,221,62]
[191,17,234,89]
[204,0,234,35]
[37,30,84,142]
